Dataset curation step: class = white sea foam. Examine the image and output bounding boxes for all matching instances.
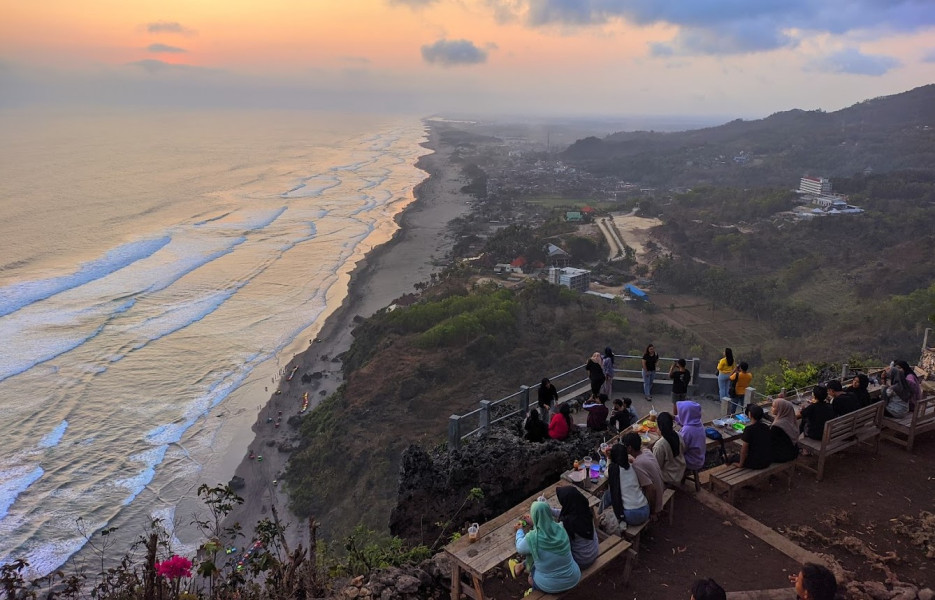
[38,421,69,449]
[0,465,44,521]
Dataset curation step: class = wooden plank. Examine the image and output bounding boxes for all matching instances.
[726,589,796,600]
[525,538,631,600]
[691,489,831,568]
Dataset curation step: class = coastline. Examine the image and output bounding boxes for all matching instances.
[219,122,469,545]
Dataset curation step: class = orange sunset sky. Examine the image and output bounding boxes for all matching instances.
[2,0,935,116]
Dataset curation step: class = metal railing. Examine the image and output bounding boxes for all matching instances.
[447,354,701,450]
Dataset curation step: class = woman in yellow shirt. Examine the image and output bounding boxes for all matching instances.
[716,348,734,401]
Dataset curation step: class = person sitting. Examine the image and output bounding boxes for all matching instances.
[601,443,650,528]
[609,398,632,432]
[624,432,667,518]
[846,373,873,409]
[652,412,686,486]
[548,403,573,441]
[898,360,924,409]
[514,500,581,594]
[882,361,914,418]
[800,386,836,441]
[624,397,638,424]
[552,487,599,569]
[769,398,799,463]
[826,380,860,416]
[690,578,727,600]
[731,405,771,469]
[790,563,837,600]
[524,408,548,443]
[582,393,609,431]
[675,400,707,473]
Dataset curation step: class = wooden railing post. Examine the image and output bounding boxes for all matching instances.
[519,385,530,416]
[448,415,461,451]
[479,400,492,433]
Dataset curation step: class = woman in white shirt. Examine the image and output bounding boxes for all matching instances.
[602,443,650,526]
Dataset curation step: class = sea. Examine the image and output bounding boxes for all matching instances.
[0,108,429,577]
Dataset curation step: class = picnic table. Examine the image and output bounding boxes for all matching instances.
[444,481,601,600]
[560,416,660,495]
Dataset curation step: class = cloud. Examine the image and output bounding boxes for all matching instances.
[923,48,935,63]
[808,48,901,76]
[339,56,371,65]
[126,59,220,75]
[421,39,489,66]
[145,21,196,36]
[387,0,438,6]
[497,0,935,55]
[147,44,187,54]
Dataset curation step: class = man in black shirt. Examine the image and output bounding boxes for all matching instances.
[668,358,692,413]
[800,385,836,440]
[827,380,860,416]
[738,405,772,469]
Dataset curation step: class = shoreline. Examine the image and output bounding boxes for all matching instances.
[219,123,469,545]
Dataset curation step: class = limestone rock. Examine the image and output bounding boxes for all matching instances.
[918,588,934,600]
[395,574,421,595]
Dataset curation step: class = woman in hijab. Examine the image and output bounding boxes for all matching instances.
[586,352,605,401]
[552,487,599,569]
[603,443,650,527]
[601,347,615,397]
[847,373,873,409]
[524,408,548,443]
[652,412,686,485]
[514,500,581,593]
[769,398,798,463]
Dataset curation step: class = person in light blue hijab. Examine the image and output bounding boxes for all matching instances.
[514,500,581,593]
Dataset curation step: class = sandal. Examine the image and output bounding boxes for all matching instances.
[507,559,519,579]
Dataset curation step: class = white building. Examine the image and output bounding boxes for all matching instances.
[548,267,590,292]
[799,176,831,196]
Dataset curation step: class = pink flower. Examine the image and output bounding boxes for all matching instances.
[155,555,192,580]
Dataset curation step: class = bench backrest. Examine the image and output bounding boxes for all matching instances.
[821,401,884,446]
[911,395,935,427]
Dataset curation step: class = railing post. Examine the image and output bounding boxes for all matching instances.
[744,387,756,407]
[520,385,530,417]
[448,415,461,452]
[479,400,492,433]
[840,363,848,381]
[690,357,700,395]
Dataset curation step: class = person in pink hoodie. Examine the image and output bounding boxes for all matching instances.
[675,400,706,471]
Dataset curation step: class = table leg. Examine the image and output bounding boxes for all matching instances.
[471,575,485,600]
[450,563,461,600]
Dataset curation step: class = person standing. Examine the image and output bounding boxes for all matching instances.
[728,362,752,414]
[641,344,659,402]
[585,352,605,401]
[716,348,735,403]
[601,347,615,397]
[668,358,692,413]
[538,377,559,416]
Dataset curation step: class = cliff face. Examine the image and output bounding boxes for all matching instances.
[389,412,610,546]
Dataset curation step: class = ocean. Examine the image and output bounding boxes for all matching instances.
[0,108,429,576]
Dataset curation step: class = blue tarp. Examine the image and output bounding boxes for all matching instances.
[624,284,648,300]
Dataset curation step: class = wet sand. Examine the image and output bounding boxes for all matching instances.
[219,123,470,547]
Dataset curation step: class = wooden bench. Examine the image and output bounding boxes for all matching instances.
[797,401,884,481]
[709,461,795,505]
[882,395,935,452]
[621,488,676,551]
[524,535,632,600]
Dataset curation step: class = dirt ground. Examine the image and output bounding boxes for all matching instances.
[484,435,935,599]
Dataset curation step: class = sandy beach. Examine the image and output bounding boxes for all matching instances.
[219,123,470,547]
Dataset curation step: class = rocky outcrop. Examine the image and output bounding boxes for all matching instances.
[389,410,611,544]
[337,555,450,600]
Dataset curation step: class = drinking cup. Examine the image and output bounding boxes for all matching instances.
[468,523,479,543]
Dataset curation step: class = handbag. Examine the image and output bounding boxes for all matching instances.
[728,373,738,397]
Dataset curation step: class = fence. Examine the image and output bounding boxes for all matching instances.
[447,354,701,451]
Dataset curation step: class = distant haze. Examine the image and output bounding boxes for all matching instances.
[2,1,935,119]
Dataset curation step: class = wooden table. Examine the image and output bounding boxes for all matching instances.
[561,419,661,497]
[443,481,600,600]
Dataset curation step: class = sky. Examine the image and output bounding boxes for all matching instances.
[2,0,935,118]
